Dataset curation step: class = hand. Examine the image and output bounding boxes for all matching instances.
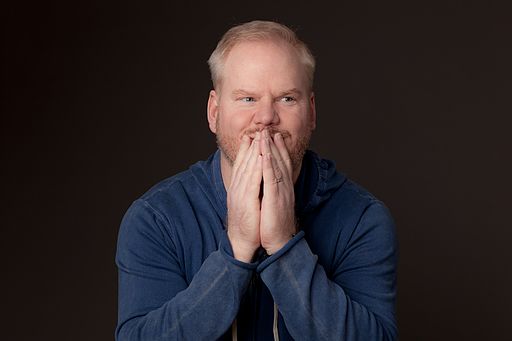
[226,132,263,262]
[259,129,297,255]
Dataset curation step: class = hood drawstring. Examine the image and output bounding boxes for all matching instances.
[232,318,237,341]
[231,302,279,340]
[273,302,280,341]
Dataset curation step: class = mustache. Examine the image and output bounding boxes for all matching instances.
[243,128,291,139]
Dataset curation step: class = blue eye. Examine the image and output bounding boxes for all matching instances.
[281,96,296,103]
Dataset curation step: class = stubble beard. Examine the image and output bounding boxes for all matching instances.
[215,115,313,174]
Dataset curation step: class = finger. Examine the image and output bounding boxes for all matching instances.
[242,132,261,175]
[261,131,281,195]
[231,134,252,177]
[273,132,293,177]
[230,137,254,188]
[248,155,263,194]
[243,137,263,194]
[233,132,261,189]
[261,129,273,168]
[267,135,291,182]
[266,137,288,186]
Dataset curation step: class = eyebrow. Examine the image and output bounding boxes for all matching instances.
[277,88,303,97]
[231,88,303,97]
[231,89,257,97]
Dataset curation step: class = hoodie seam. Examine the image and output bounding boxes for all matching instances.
[139,198,184,274]
[333,200,379,274]
[190,150,228,227]
[140,171,196,202]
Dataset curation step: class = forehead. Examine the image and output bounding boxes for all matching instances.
[221,40,307,91]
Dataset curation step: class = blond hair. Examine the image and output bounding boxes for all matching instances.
[207,20,316,91]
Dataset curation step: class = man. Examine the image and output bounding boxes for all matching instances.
[116,21,398,340]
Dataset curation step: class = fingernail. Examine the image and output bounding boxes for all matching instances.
[264,129,269,138]
[255,131,261,139]
[275,133,281,140]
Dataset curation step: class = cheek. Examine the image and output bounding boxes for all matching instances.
[219,112,237,129]
[283,136,294,150]
[286,115,311,136]
[283,117,313,148]
[224,111,253,135]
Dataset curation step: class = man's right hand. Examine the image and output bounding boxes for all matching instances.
[226,132,263,262]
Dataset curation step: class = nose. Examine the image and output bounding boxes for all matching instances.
[253,98,279,127]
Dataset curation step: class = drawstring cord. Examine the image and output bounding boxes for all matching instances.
[273,302,280,341]
[232,318,237,341]
[232,302,279,340]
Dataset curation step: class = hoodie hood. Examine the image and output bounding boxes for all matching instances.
[190,149,347,227]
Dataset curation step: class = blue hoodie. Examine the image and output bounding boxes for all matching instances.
[116,150,398,340]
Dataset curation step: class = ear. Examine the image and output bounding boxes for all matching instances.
[207,89,219,134]
[309,92,317,130]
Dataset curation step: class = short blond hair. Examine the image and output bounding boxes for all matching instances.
[207,20,316,91]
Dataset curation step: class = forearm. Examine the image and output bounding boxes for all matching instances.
[258,235,397,340]
[116,249,254,341]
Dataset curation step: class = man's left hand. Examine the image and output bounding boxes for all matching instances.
[259,129,297,255]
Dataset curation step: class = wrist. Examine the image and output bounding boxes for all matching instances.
[227,232,260,263]
[231,244,258,263]
[263,235,294,255]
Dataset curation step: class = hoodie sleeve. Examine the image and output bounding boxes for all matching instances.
[115,199,256,341]
[257,201,398,340]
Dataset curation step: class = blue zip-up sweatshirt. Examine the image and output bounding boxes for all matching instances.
[116,149,398,340]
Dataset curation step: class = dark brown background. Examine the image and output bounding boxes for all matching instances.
[2,1,511,340]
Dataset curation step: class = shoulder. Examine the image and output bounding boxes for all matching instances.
[331,178,397,257]
[321,176,385,227]
[134,164,212,220]
[334,177,395,237]
[338,178,377,205]
[118,168,198,241]
[142,168,195,201]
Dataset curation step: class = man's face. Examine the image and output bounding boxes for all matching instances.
[207,40,316,175]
